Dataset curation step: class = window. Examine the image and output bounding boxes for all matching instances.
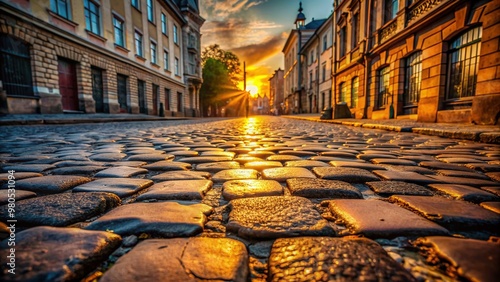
[310,50,314,64]
[322,64,326,82]
[147,0,154,22]
[161,13,167,35]
[150,41,157,64]
[84,0,100,35]
[447,26,482,100]
[377,67,390,108]
[339,26,347,57]
[135,31,143,57]
[384,0,398,23]
[339,82,347,103]
[50,0,71,20]
[131,0,139,10]
[351,77,359,108]
[323,35,327,52]
[352,13,359,48]
[165,88,171,110]
[113,17,125,47]
[188,53,196,74]
[309,71,313,89]
[163,50,169,70]
[0,35,34,96]
[174,57,179,75]
[173,25,179,44]
[405,52,422,106]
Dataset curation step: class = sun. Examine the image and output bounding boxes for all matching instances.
[246,85,259,97]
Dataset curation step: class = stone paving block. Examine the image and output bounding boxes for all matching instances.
[0,189,36,205]
[481,186,500,196]
[126,153,174,162]
[480,202,500,214]
[0,226,121,282]
[73,178,153,198]
[427,184,500,203]
[435,169,490,179]
[329,199,449,238]
[48,165,106,175]
[212,169,259,182]
[127,149,165,155]
[200,151,236,158]
[366,181,433,196]
[278,150,317,157]
[94,166,148,178]
[370,158,417,166]
[357,153,398,161]
[389,195,500,230]
[381,165,436,174]
[415,236,500,282]
[90,153,126,161]
[227,196,334,239]
[0,192,120,227]
[419,161,474,172]
[0,172,42,185]
[195,161,240,173]
[329,160,386,171]
[1,164,55,173]
[108,161,147,167]
[313,167,379,183]
[439,157,484,164]
[286,178,362,199]
[284,160,330,168]
[319,151,358,158]
[137,179,212,201]
[268,237,416,282]
[100,238,248,282]
[177,156,233,164]
[243,161,283,170]
[485,172,500,182]
[262,167,316,182]
[142,161,191,171]
[222,179,283,200]
[373,170,443,185]
[427,175,499,187]
[86,202,212,237]
[169,150,199,157]
[266,154,302,162]
[152,170,211,181]
[7,175,91,194]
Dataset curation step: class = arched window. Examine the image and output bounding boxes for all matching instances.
[0,34,33,96]
[447,26,482,100]
[377,67,390,109]
[404,52,422,107]
[339,82,347,103]
[351,77,359,108]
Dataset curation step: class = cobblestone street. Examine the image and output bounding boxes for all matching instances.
[0,116,499,281]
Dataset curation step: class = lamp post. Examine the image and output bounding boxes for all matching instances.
[295,2,305,114]
[244,61,249,118]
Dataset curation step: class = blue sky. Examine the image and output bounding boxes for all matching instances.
[200,0,334,93]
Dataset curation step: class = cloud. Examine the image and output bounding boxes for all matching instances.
[202,0,268,19]
[231,33,287,64]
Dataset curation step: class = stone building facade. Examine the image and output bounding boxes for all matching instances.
[330,0,500,124]
[0,0,203,116]
[268,68,284,115]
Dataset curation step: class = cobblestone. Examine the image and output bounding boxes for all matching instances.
[0,116,499,280]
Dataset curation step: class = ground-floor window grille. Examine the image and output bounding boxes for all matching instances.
[0,34,34,96]
[447,26,482,100]
[351,77,359,108]
[404,52,422,106]
[377,66,390,109]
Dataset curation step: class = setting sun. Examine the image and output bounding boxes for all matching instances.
[238,81,260,97]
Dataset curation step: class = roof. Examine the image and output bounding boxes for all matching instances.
[305,18,326,29]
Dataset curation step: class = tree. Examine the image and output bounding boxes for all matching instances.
[200,58,234,117]
[201,44,241,84]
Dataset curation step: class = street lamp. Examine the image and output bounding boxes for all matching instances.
[295,2,305,114]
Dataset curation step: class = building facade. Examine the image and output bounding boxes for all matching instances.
[301,14,333,114]
[329,0,499,124]
[269,68,284,115]
[0,0,204,116]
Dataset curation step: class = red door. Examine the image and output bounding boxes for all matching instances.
[58,59,79,111]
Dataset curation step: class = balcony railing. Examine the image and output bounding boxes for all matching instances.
[407,0,444,24]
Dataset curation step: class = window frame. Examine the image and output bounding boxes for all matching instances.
[134,31,143,57]
[339,26,347,58]
[84,0,101,35]
[352,12,359,49]
[339,82,347,103]
[404,51,422,107]
[147,0,154,22]
[150,41,157,64]
[163,50,169,70]
[113,16,125,47]
[351,77,359,108]
[323,35,327,52]
[377,66,390,109]
[131,0,140,10]
[174,57,180,75]
[50,0,71,20]
[384,0,399,23]
[173,24,179,44]
[161,13,168,35]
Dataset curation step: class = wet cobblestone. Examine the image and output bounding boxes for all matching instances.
[0,116,499,281]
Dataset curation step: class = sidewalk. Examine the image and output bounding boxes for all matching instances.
[284,114,500,144]
[0,113,191,126]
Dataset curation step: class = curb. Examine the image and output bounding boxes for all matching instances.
[283,116,500,144]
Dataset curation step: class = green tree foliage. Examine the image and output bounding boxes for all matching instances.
[200,58,235,116]
[201,44,241,84]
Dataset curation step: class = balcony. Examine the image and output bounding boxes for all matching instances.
[407,0,445,25]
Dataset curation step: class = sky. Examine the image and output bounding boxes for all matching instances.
[200,0,334,95]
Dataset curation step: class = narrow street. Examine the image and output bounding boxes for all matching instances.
[0,116,499,281]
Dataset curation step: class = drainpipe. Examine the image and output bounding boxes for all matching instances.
[314,32,321,113]
[363,0,373,119]
[331,1,337,119]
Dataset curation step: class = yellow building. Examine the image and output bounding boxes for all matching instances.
[0,0,204,116]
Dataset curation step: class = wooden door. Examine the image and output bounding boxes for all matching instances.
[91,67,104,113]
[58,59,79,111]
[138,80,147,114]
